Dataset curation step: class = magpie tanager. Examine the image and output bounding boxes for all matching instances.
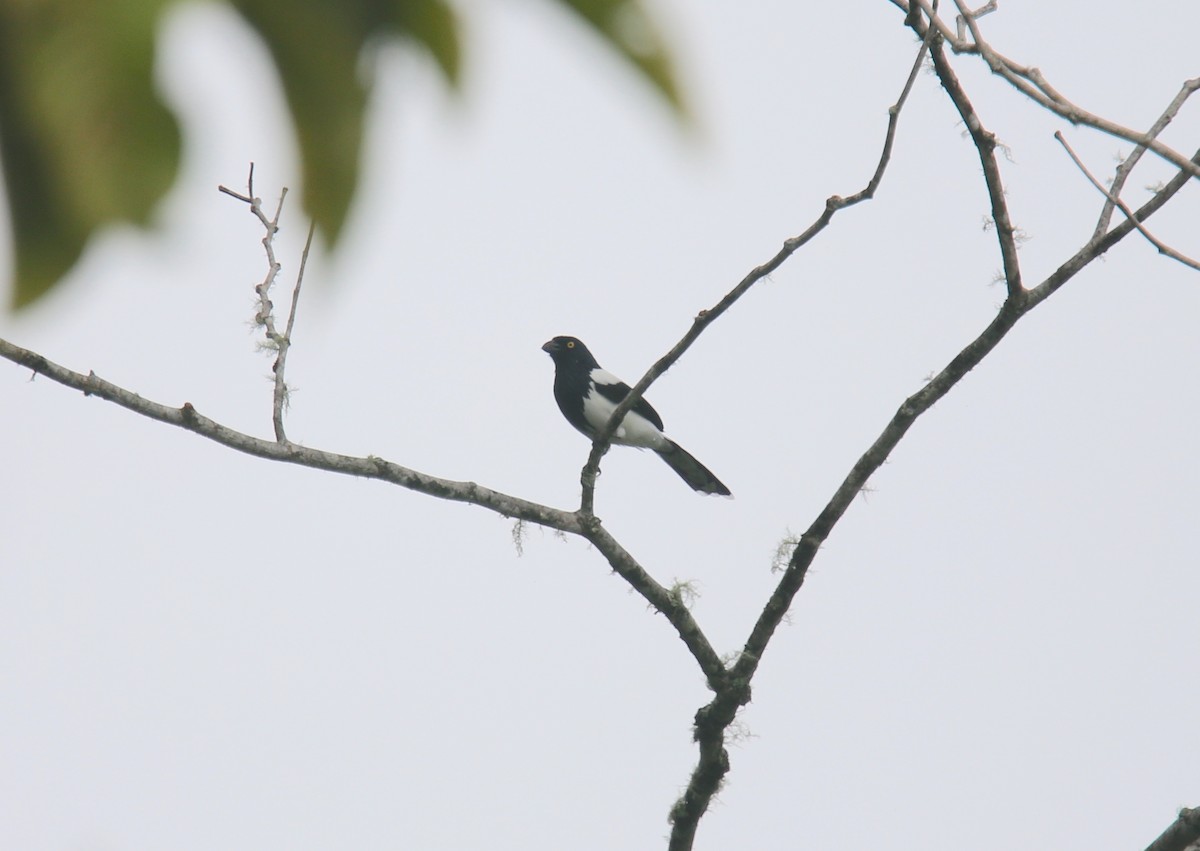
[542,336,731,496]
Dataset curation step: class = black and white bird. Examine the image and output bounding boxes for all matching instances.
[542,335,731,496]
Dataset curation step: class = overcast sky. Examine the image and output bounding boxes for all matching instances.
[2,2,1199,849]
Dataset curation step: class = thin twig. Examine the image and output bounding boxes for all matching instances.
[268,219,317,439]
[579,25,937,517]
[954,0,995,41]
[260,192,288,441]
[930,33,1025,299]
[901,0,1200,182]
[1056,132,1200,271]
[1095,78,1200,239]
[219,164,293,442]
[217,161,257,204]
[1026,144,1200,310]
[284,221,314,355]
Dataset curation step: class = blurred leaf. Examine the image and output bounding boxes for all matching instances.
[228,0,461,246]
[0,0,180,308]
[229,0,372,248]
[387,0,461,86]
[1,0,681,310]
[556,0,687,116]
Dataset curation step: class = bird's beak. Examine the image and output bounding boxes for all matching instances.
[541,339,558,354]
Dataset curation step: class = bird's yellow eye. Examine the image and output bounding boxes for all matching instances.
[566,341,575,348]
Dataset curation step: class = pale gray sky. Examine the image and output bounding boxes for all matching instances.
[2,2,1199,849]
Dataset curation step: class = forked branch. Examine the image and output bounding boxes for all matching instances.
[664,28,940,849]
[1056,132,1200,272]
[1094,78,1200,239]
[218,164,315,443]
[1,4,1197,850]
[894,0,1200,181]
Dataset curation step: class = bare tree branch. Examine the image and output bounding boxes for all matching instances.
[728,4,1199,762]
[896,0,1200,181]
[1026,142,1200,310]
[4,6,1196,849]
[218,165,296,443]
[580,519,728,688]
[1,336,566,525]
[1144,807,1200,851]
[929,33,1025,298]
[1057,132,1200,272]
[580,24,937,516]
[663,28,941,848]
[1095,77,1200,239]
[954,0,995,42]
[274,219,317,420]
[0,335,732,687]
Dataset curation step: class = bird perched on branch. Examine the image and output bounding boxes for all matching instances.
[541,335,731,496]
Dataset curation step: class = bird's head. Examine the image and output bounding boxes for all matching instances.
[542,335,599,369]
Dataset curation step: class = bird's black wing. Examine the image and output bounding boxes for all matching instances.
[591,374,665,432]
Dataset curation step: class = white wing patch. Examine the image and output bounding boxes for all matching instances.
[584,368,669,450]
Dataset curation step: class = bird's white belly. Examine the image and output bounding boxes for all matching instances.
[582,387,668,450]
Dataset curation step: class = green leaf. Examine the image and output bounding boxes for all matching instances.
[230,0,372,246]
[1,0,681,310]
[387,0,461,86]
[555,0,687,116]
[229,0,461,245]
[0,0,180,308]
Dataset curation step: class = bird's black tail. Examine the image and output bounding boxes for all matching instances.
[656,440,731,496]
